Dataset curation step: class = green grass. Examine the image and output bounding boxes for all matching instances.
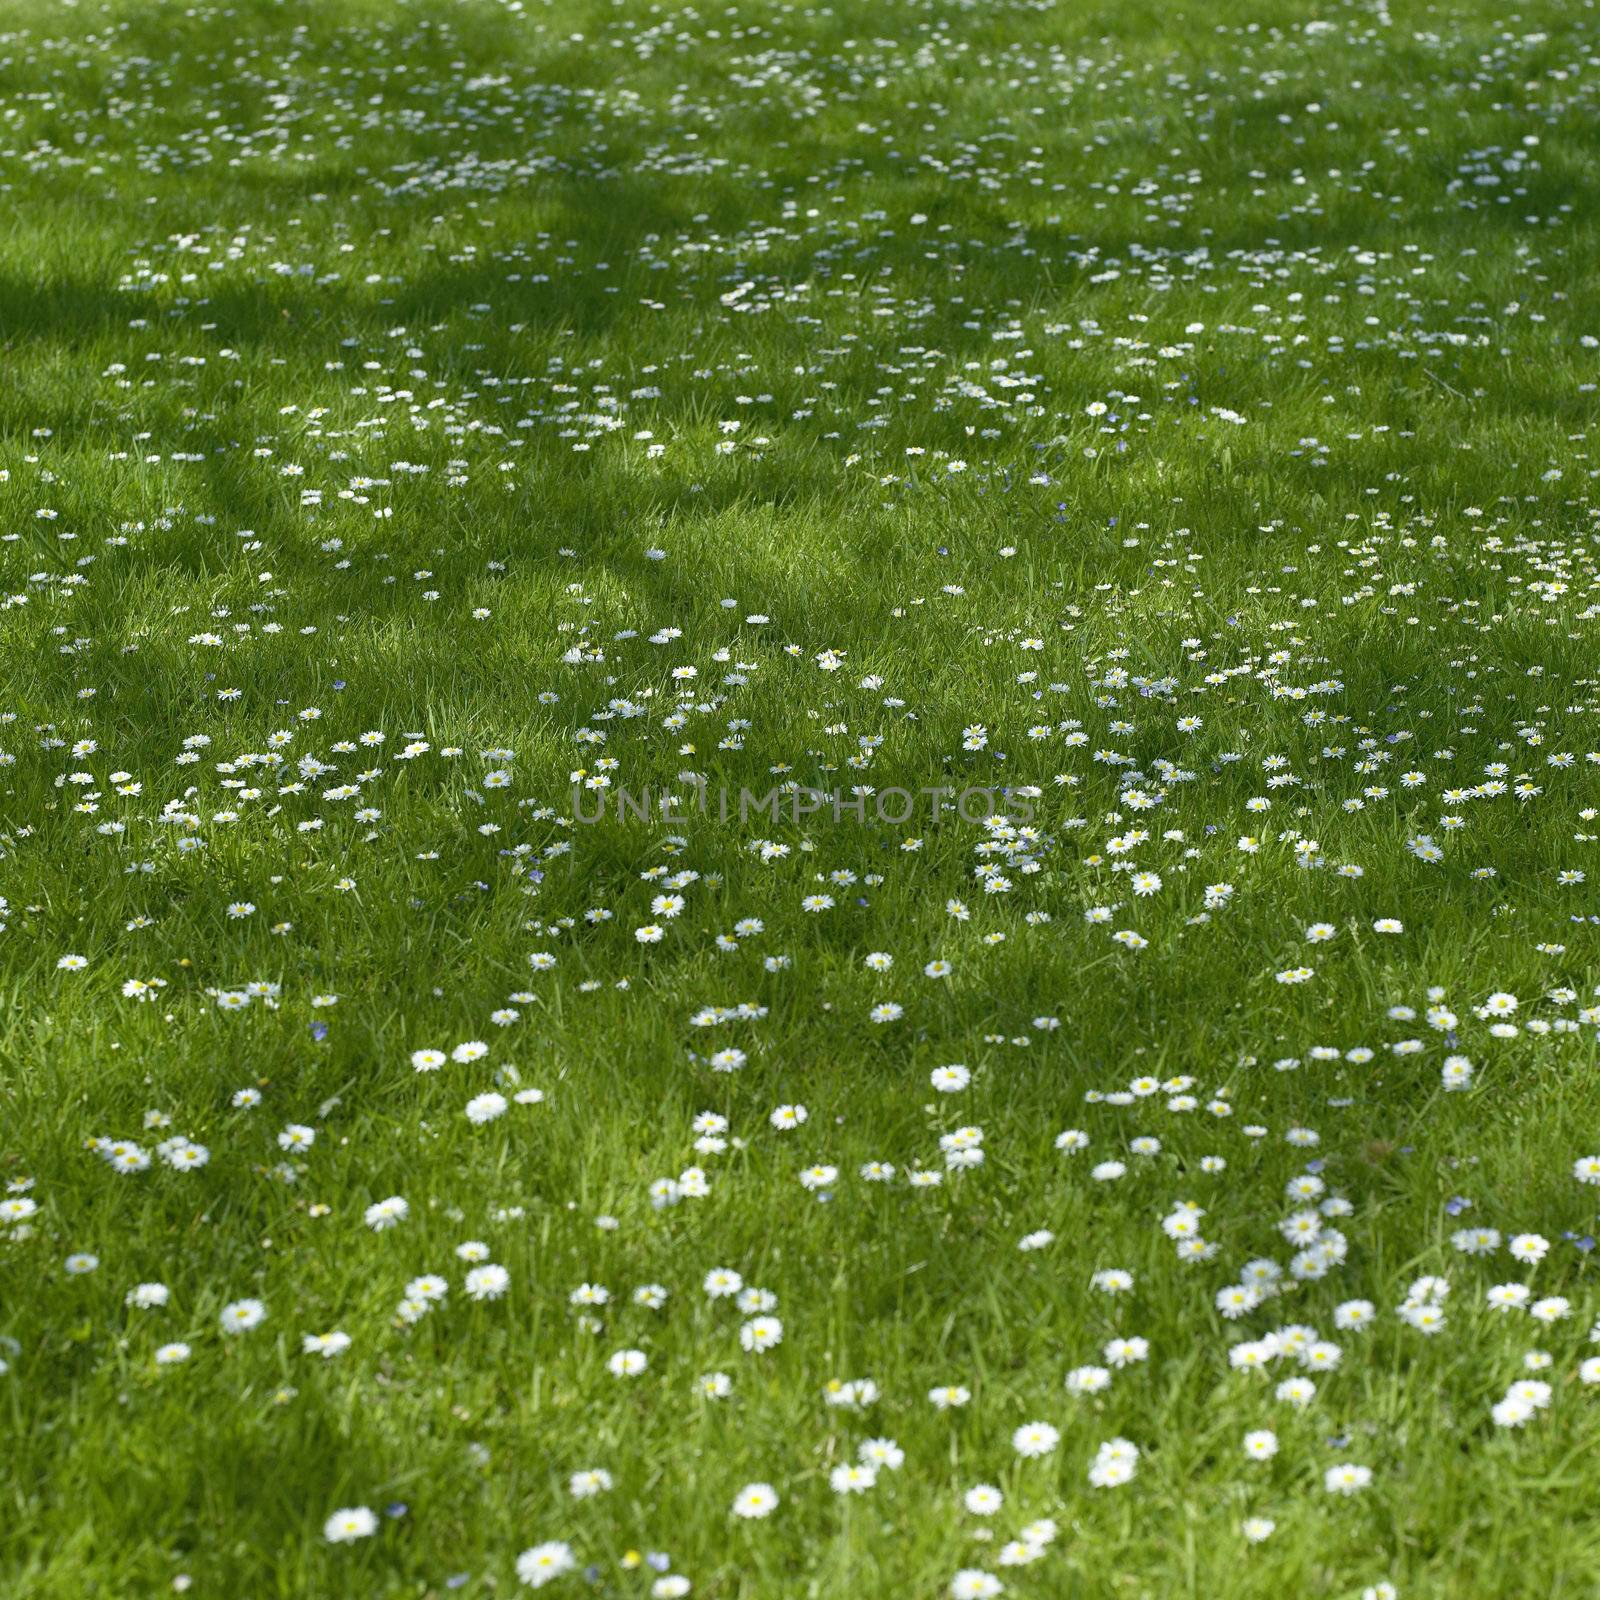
[2,0,1600,1594]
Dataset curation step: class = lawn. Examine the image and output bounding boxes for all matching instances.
[2,0,1599,1594]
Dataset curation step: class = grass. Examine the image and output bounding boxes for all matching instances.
[1,0,1600,1594]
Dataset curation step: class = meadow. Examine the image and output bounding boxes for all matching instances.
[2,0,1599,1594]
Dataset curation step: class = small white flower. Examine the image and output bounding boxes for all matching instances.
[323,1507,378,1544]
